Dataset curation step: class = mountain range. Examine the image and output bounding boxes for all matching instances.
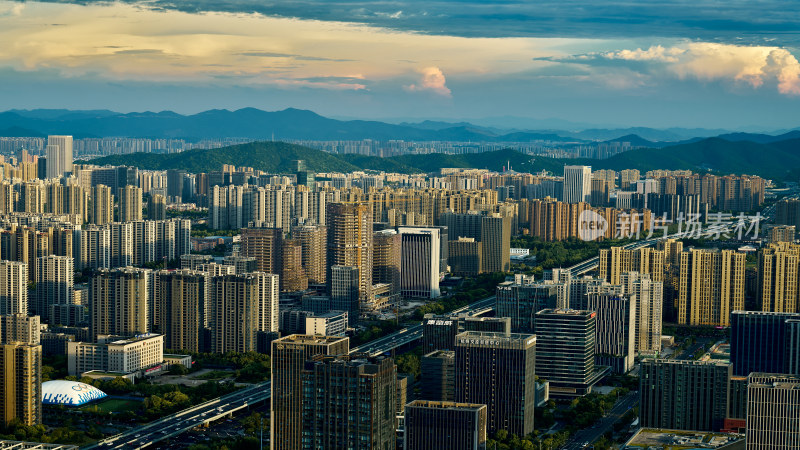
[86,134,800,180]
[3,107,795,143]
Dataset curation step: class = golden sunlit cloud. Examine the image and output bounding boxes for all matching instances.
[405,67,452,97]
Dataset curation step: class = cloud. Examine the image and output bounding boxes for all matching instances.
[405,67,451,97]
[0,2,23,16]
[551,43,800,96]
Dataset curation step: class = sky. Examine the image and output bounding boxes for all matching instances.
[0,0,799,130]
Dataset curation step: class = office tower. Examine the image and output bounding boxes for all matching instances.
[495,276,560,333]
[151,270,208,352]
[0,261,28,316]
[294,225,326,285]
[0,342,42,426]
[271,335,349,450]
[0,314,41,345]
[480,214,510,273]
[210,274,259,353]
[757,242,800,313]
[678,249,746,326]
[45,135,73,179]
[563,165,591,204]
[404,401,487,450]
[90,267,149,339]
[730,310,800,376]
[422,313,460,352]
[534,309,601,396]
[326,203,373,306]
[440,212,483,241]
[166,169,186,200]
[34,255,73,322]
[330,266,360,323]
[421,350,455,402]
[590,177,609,206]
[90,184,114,225]
[109,222,134,268]
[253,272,280,333]
[639,359,730,431]
[619,272,663,354]
[598,247,665,285]
[746,373,800,449]
[241,227,283,274]
[399,227,441,298]
[373,229,401,295]
[301,355,396,450]
[454,331,536,436]
[148,193,167,220]
[448,237,482,276]
[281,239,308,292]
[586,293,636,373]
[118,185,143,222]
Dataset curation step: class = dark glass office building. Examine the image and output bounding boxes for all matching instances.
[301,354,396,450]
[640,359,730,432]
[404,400,487,450]
[730,310,800,376]
[454,331,536,436]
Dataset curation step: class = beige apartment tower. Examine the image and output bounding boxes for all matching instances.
[677,249,746,326]
[118,185,143,222]
[326,203,373,304]
[91,267,150,339]
[90,184,114,225]
[271,334,349,450]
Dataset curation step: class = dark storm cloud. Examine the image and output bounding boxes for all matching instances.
[38,0,800,45]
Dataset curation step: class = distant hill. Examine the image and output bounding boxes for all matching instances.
[592,137,800,179]
[88,142,360,173]
[88,142,571,175]
[87,136,800,179]
[716,130,800,144]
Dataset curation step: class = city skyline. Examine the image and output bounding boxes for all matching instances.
[0,1,798,129]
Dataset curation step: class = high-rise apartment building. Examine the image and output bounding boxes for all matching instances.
[0,314,40,346]
[0,261,28,316]
[639,359,730,431]
[271,335,349,450]
[373,229,401,295]
[34,255,73,323]
[118,185,143,222]
[241,227,283,275]
[151,269,209,352]
[90,267,149,339]
[147,193,167,220]
[253,272,280,334]
[404,401,488,450]
[563,165,592,204]
[399,227,441,298]
[281,239,308,292]
[90,184,114,225]
[0,342,42,426]
[757,242,800,313]
[480,214,511,273]
[301,354,397,450]
[620,271,663,354]
[210,274,259,353]
[534,309,602,396]
[746,373,800,449]
[326,203,373,307]
[454,331,536,436]
[598,247,665,285]
[294,225,327,285]
[45,135,73,179]
[677,249,745,326]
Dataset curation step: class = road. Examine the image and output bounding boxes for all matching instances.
[86,382,270,449]
[561,392,638,450]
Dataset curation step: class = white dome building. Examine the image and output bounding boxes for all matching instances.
[42,380,107,406]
